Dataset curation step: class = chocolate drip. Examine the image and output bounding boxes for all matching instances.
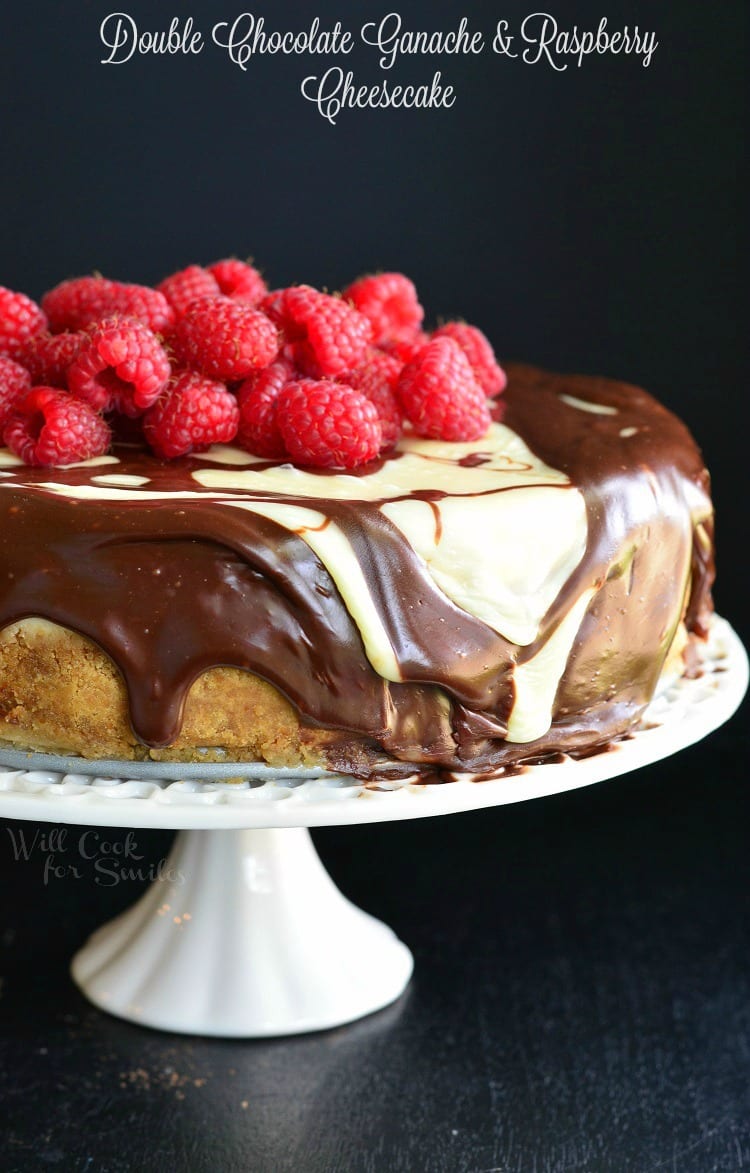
[0,365,714,776]
[502,363,714,648]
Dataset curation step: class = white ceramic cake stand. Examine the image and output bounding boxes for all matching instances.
[0,617,746,1038]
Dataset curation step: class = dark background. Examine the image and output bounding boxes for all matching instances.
[0,1,747,1170]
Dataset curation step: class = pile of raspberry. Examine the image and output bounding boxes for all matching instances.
[0,262,506,469]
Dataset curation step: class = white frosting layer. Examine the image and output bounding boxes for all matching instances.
[194,424,588,651]
[381,487,584,646]
[194,425,572,500]
[507,589,595,742]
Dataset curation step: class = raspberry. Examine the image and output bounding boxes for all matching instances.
[143,372,240,459]
[42,277,175,335]
[343,348,403,390]
[339,350,404,450]
[258,288,286,325]
[0,287,47,361]
[381,331,430,365]
[113,283,175,335]
[19,331,84,388]
[276,379,381,469]
[397,336,492,442]
[157,265,221,317]
[343,272,424,346]
[275,286,372,377]
[433,322,507,396]
[236,359,295,458]
[3,387,110,467]
[0,357,32,430]
[356,383,402,453]
[173,296,279,381]
[208,259,267,305]
[42,277,114,332]
[67,317,171,418]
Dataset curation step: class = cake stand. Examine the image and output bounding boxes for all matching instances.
[0,617,746,1038]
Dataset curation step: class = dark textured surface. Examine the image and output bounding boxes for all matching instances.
[0,697,748,1172]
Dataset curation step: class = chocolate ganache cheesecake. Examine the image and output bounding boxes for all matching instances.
[0,363,713,780]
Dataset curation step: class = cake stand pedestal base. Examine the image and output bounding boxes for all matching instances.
[70,827,413,1037]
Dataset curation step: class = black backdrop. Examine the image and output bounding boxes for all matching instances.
[1,3,748,1170]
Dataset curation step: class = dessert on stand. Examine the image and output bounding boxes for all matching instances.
[0,258,743,1035]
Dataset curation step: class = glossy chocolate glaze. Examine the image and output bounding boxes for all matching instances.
[0,365,714,778]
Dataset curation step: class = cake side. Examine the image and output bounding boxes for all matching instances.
[0,614,696,770]
[0,365,714,778]
[0,618,341,765]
